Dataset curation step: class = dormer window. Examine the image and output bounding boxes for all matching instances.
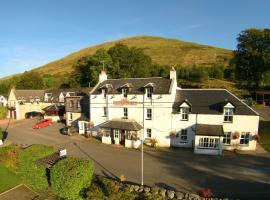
[146,87,153,99]
[224,108,234,122]
[223,102,235,123]
[180,107,189,121]
[122,88,128,98]
[179,100,191,121]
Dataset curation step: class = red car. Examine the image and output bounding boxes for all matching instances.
[33,118,53,129]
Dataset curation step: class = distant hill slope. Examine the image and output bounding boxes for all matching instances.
[30,36,232,76]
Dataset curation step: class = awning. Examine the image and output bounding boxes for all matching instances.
[100,118,143,131]
[195,124,223,136]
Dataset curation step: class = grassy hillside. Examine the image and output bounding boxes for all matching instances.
[31,35,232,76]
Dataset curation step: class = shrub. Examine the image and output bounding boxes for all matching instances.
[19,144,54,192]
[0,106,7,120]
[199,188,212,198]
[51,157,94,200]
[0,145,21,171]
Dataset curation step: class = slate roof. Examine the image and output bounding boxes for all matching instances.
[14,89,45,102]
[196,124,224,136]
[45,87,92,100]
[100,118,143,131]
[91,77,172,95]
[173,89,258,116]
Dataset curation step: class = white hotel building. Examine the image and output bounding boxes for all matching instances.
[89,68,259,155]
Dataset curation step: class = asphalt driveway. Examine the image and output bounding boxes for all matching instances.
[1,119,270,199]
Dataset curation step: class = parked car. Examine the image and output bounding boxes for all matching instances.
[33,118,53,129]
[25,111,43,119]
[60,126,79,135]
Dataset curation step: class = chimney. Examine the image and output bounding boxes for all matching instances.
[170,66,177,80]
[99,70,107,83]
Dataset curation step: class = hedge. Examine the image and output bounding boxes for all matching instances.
[19,144,54,192]
[51,157,94,200]
[0,106,7,120]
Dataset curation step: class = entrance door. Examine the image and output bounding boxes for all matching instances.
[120,130,125,145]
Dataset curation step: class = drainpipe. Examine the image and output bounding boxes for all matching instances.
[141,93,145,186]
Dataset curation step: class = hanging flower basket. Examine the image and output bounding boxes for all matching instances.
[253,134,260,141]
[89,122,94,129]
[171,130,178,139]
[233,131,240,140]
[97,128,104,137]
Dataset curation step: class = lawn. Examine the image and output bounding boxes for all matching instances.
[0,162,20,193]
[259,120,270,152]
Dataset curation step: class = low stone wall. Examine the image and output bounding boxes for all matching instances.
[99,176,229,200]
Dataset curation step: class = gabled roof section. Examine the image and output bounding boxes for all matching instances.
[173,89,258,116]
[179,99,192,108]
[14,89,45,102]
[143,82,155,88]
[91,77,172,95]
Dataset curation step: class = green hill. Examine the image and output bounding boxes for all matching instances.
[31,35,232,76]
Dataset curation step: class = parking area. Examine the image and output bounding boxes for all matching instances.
[1,119,270,199]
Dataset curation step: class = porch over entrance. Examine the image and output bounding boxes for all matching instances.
[100,118,143,148]
[194,124,224,155]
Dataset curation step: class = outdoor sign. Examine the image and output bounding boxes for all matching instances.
[113,98,137,106]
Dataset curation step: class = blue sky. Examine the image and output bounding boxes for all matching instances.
[0,0,269,78]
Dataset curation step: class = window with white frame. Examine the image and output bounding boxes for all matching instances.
[104,129,110,137]
[146,87,153,99]
[240,132,250,145]
[223,132,231,145]
[146,128,152,138]
[114,129,119,138]
[198,137,219,149]
[123,107,128,118]
[122,88,128,98]
[126,130,131,140]
[180,107,189,121]
[69,100,73,108]
[224,108,234,122]
[69,113,73,121]
[146,108,152,120]
[180,129,188,143]
[103,107,107,116]
[77,101,80,108]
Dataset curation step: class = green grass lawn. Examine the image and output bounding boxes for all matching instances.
[259,120,270,152]
[0,162,21,193]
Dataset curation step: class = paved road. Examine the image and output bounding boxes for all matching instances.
[1,119,270,199]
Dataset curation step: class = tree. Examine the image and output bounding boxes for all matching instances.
[43,74,60,88]
[108,43,152,78]
[234,28,270,88]
[51,157,94,200]
[16,71,44,89]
